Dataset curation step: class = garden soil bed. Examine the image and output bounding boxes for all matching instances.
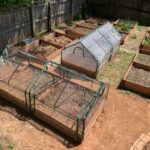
[45,36,72,48]
[76,22,98,29]
[114,20,137,35]
[135,53,150,67]
[126,66,150,88]
[28,44,58,59]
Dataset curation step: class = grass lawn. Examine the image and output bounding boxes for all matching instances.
[97,49,135,87]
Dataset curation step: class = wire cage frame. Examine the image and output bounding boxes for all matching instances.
[0,45,109,142]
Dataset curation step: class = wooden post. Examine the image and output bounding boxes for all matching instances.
[47,2,51,32]
[70,0,73,22]
[29,5,35,37]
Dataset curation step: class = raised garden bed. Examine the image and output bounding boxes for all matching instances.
[134,52,150,71]
[114,20,137,44]
[126,66,150,87]
[40,32,73,49]
[14,39,60,60]
[140,31,150,51]
[121,63,150,97]
[85,18,114,25]
[66,26,92,38]
[114,20,137,34]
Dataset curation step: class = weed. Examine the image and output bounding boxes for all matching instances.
[130,34,137,39]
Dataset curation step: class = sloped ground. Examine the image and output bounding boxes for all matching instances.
[0,88,149,150]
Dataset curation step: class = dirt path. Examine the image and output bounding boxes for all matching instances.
[0,88,149,150]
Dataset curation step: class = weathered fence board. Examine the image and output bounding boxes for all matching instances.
[0,0,85,51]
[89,0,150,25]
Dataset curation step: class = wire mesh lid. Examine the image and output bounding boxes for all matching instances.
[80,30,112,64]
[97,22,121,46]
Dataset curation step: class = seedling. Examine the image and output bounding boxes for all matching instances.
[130,34,137,39]
[144,35,150,46]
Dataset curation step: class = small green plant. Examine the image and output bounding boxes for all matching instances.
[121,22,130,32]
[144,35,150,46]
[130,34,137,39]
[7,144,13,150]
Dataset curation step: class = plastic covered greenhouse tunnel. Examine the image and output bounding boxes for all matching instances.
[0,46,109,143]
[61,22,121,78]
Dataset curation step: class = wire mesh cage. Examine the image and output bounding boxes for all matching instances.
[62,22,121,78]
[0,46,109,142]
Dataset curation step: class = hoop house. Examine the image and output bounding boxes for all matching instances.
[61,22,121,78]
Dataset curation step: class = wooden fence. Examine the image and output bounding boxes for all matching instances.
[0,0,85,51]
[88,0,150,26]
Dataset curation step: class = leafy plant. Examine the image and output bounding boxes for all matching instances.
[121,22,130,32]
[130,34,137,39]
[144,35,150,46]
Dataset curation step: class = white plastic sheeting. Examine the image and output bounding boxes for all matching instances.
[62,22,121,76]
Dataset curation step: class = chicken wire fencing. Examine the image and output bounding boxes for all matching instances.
[62,22,121,77]
[0,46,108,141]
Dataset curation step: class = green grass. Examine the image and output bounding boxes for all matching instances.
[97,50,135,87]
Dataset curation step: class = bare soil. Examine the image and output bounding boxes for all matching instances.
[136,53,150,66]
[86,18,108,25]
[29,44,58,59]
[79,22,98,29]
[70,26,92,35]
[48,36,72,47]
[126,66,150,87]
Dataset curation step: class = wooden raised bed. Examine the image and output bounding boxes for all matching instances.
[114,19,137,44]
[13,38,61,61]
[140,31,150,51]
[133,52,150,71]
[121,62,150,97]
[0,52,109,143]
[40,32,73,49]
[76,21,98,30]
[66,26,92,38]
